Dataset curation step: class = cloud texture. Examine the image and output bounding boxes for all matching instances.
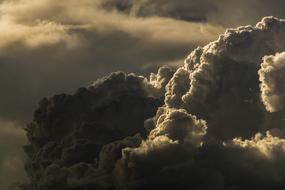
[0,0,222,123]
[1,0,285,189]
[21,70,175,189]
[0,1,223,188]
[259,52,285,112]
[101,0,285,26]
[20,17,285,190]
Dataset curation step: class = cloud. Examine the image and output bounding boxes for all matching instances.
[114,17,285,190]
[259,51,285,112]
[0,120,27,190]
[0,1,225,188]
[21,16,285,190]
[115,131,285,190]
[145,66,176,98]
[2,0,285,189]
[164,16,285,140]
[21,70,174,189]
[0,0,223,123]
[101,0,285,27]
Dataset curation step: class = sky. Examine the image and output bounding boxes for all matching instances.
[1,0,285,189]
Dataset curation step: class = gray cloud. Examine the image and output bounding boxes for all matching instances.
[112,17,285,190]
[164,16,285,140]
[115,124,285,190]
[0,120,27,190]
[2,0,285,189]
[0,0,222,122]
[117,16,285,188]
[100,0,285,26]
[20,17,285,190]
[0,1,223,188]
[259,52,285,112]
[21,70,173,189]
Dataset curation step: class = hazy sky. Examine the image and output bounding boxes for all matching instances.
[1,0,285,189]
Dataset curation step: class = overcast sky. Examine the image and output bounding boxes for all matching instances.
[1,0,285,189]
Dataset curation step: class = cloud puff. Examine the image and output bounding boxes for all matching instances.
[115,132,285,190]
[145,66,176,98]
[259,52,285,112]
[164,16,285,140]
[147,108,207,144]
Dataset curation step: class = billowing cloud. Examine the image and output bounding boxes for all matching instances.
[259,52,285,112]
[115,131,285,190]
[0,1,223,183]
[164,16,285,140]
[1,0,285,189]
[21,70,175,189]
[20,16,285,190]
[114,17,285,190]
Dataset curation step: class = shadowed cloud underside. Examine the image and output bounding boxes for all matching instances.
[21,17,285,190]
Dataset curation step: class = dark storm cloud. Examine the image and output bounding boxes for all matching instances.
[21,17,285,190]
[0,1,223,188]
[2,0,285,189]
[21,70,175,189]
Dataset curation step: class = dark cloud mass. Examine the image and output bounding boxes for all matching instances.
[0,1,221,187]
[21,70,174,190]
[20,17,285,190]
[1,0,285,189]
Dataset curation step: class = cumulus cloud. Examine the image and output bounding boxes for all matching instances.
[115,16,285,190]
[259,52,285,112]
[115,132,285,190]
[164,16,285,140]
[21,70,175,189]
[144,66,175,98]
[2,0,285,189]
[230,131,285,159]
[147,108,207,144]
[0,1,225,187]
[20,16,285,190]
